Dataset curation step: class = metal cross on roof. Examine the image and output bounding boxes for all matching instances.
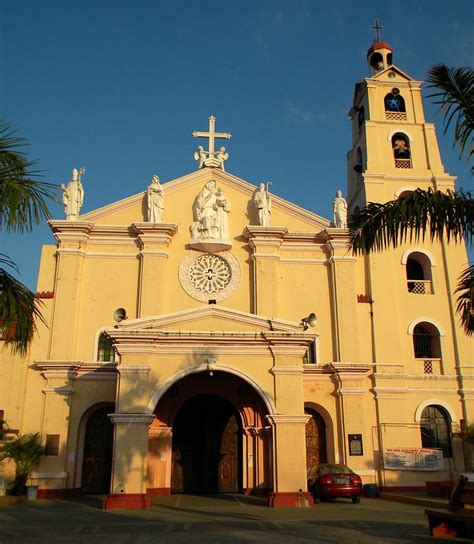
[370,19,384,42]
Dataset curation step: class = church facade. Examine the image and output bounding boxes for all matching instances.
[1,39,472,509]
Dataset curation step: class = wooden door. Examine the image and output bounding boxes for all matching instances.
[171,395,240,493]
[81,406,114,494]
[305,409,327,469]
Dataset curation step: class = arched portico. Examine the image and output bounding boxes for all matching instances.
[103,306,315,510]
[147,370,272,497]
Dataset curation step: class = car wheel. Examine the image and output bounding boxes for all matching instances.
[352,495,361,504]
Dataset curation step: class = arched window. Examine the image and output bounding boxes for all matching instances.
[406,252,433,294]
[413,322,441,373]
[392,132,411,168]
[353,147,363,176]
[97,333,114,362]
[420,405,452,457]
[385,89,406,112]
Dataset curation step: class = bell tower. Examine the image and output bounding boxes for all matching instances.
[346,23,456,213]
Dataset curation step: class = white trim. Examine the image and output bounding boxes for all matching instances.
[387,129,414,143]
[109,413,156,425]
[401,248,436,266]
[394,186,417,198]
[407,318,445,336]
[414,399,457,422]
[146,363,276,415]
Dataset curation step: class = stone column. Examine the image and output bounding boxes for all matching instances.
[266,415,311,507]
[132,223,178,317]
[243,226,287,316]
[104,413,155,510]
[266,344,313,507]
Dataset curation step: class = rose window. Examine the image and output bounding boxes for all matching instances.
[189,254,232,294]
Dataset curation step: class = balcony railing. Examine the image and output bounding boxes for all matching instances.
[415,358,442,375]
[407,279,433,295]
[385,111,407,121]
[395,158,412,169]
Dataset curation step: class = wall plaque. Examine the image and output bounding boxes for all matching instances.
[348,434,363,456]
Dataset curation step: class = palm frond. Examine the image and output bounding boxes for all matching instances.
[349,188,473,254]
[0,121,59,233]
[455,265,474,336]
[426,64,474,162]
[0,267,45,355]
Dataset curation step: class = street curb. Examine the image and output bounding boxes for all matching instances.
[0,495,27,507]
[379,492,449,509]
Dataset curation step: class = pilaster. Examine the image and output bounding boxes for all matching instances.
[131,223,178,317]
[323,229,360,361]
[104,412,156,510]
[243,226,287,316]
[48,221,93,359]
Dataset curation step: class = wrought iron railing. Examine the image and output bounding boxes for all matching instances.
[395,158,412,169]
[415,358,442,375]
[385,111,407,121]
[407,279,433,294]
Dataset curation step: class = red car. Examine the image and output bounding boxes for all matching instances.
[308,463,363,503]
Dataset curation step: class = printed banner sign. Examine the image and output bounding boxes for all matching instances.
[383,448,444,471]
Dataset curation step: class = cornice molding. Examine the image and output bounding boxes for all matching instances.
[109,413,155,425]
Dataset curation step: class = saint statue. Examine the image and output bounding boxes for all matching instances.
[147,175,164,223]
[61,168,84,221]
[215,188,231,239]
[253,182,272,227]
[333,190,348,228]
[191,180,231,240]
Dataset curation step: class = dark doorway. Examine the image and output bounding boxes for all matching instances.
[81,406,114,494]
[171,394,242,494]
[305,409,328,468]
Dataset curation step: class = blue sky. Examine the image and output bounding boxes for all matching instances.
[1,0,473,290]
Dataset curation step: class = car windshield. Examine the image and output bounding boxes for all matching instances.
[317,464,354,475]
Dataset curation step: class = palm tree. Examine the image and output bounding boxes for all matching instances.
[349,64,473,335]
[0,121,57,354]
[349,188,473,334]
[0,433,45,494]
[426,64,473,168]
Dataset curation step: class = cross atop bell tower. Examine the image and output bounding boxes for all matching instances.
[370,19,384,42]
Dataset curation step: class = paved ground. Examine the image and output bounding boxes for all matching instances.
[0,494,462,543]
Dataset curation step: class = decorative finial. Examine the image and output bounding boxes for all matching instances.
[370,19,384,42]
[192,115,232,170]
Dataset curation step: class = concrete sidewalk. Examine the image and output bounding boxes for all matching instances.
[0,493,461,543]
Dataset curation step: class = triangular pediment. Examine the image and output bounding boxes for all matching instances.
[369,65,417,83]
[112,305,305,333]
[80,167,329,231]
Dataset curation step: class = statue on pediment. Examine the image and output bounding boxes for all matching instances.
[190,181,231,248]
[147,175,164,223]
[61,167,84,221]
[253,182,272,227]
[333,190,348,228]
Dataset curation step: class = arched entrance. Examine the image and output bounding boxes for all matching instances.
[305,408,327,468]
[147,370,271,496]
[172,394,242,493]
[81,405,114,494]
